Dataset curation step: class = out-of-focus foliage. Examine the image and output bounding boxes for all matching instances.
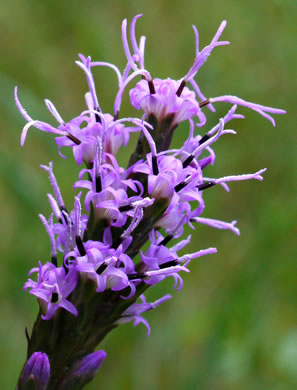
[0,1,295,389]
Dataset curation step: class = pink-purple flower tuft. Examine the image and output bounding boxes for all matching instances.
[15,15,285,390]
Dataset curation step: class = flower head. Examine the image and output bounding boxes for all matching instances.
[18,17,285,334]
[130,78,201,127]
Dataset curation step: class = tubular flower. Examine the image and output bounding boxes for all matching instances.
[25,262,78,320]
[15,15,285,390]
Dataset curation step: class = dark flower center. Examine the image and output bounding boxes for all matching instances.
[51,292,59,303]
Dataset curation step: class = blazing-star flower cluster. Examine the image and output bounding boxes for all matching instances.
[16,15,285,390]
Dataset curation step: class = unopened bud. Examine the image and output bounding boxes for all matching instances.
[57,350,107,389]
[20,352,50,390]
[73,350,106,378]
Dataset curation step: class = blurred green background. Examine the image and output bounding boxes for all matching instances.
[0,0,296,389]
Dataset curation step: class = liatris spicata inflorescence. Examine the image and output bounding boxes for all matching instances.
[15,15,285,390]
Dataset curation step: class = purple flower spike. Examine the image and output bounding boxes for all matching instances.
[21,352,50,390]
[15,16,285,389]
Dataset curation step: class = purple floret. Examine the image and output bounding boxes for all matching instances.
[25,262,78,320]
